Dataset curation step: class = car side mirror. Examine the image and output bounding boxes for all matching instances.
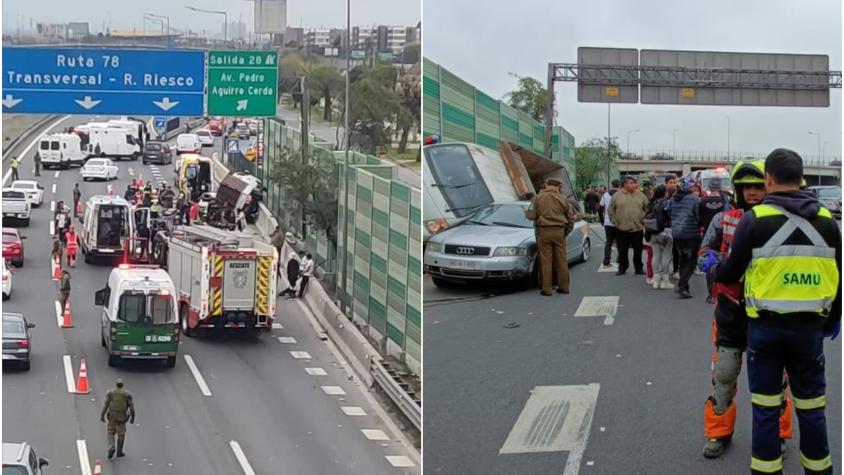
[27,322,35,328]
[94,287,110,306]
[38,185,44,190]
[20,236,27,240]
[39,457,49,468]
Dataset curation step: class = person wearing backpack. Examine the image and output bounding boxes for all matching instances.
[644,185,674,290]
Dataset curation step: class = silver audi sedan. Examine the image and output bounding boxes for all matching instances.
[424,200,591,287]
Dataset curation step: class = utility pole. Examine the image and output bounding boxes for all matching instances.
[301,76,309,163]
[341,0,352,313]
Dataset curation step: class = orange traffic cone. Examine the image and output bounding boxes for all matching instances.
[76,358,90,394]
[61,302,74,328]
[92,459,102,475]
[52,258,61,281]
[75,201,84,215]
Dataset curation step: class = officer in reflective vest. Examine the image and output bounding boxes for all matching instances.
[698,159,794,459]
[713,149,841,475]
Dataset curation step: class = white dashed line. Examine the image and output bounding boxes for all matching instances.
[277,336,297,344]
[361,429,389,441]
[229,441,256,475]
[183,354,212,396]
[304,367,327,376]
[49,220,55,236]
[321,386,346,396]
[341,406,367,416]
[55,300,63,327]
[271,322,284,330]
[76,440,92,475]
[51,183,57,194]
[385,455,415,467]
[63,355,77,393]
[54,171,60,178]
[289,351,311,359]
[50,200,55,212]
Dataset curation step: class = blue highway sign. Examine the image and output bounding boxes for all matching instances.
[2,47,205,115]
[155,117,166,128]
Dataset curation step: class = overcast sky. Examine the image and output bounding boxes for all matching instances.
[3,0,419,35]
[425,0,843,160]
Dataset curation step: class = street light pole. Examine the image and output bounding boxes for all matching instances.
[186,6,227,43]
[672,129,678,159]
[341,0,351,311]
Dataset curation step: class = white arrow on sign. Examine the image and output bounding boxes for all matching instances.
[236,99,248,111]
[2,94,23,109]
[153,97,180,112]
[74,96,101,110]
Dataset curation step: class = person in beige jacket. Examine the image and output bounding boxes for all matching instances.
[525,177,573,296]
[608,175,650,275]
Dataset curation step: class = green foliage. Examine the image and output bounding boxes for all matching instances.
[504,75,550,123]
[309,65,343,121]
[344,65,401,154]
[401,43,421,64]
[267,146,340,247]
[575,137,621,188]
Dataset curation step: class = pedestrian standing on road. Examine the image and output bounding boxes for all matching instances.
[51,238,63,279]
[10,156,20,181]
[665,174,681,278]
[64,226,79,268]
[57,269,71,311]
[100,379,135,460]
[584,186,600,215]
[298,253,315,298]
[599,180,621,269]
[281,252,301,298]
[713,149,841,475]
[608,176,649,276]
[668,176,702,298]
[525,177,574,296]
[644,185,674,290]
[33,151,41,177]
[72,184,82,218]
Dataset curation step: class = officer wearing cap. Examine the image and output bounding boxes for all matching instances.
[100,379,135,459]
[525,177,573,296]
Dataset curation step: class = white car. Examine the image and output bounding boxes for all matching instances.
[80,158,119,181]
[9,181,44,208]
[176,133,201,155]
[196,129,214,147]
[2,259,12,300]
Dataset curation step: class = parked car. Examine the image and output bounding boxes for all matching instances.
[649,153,674,161]
[620,153,642,160]
[80,158,119,181]
[2,442,48,473]
[2,313,34,370]
[808,185,842,219]
[3,228,25,267]
[2,189,31,227]
[9,181,44,208]
[424,201,591,286]
[196,129,214,147]
[142,141,173,165]
[2,259,12,300]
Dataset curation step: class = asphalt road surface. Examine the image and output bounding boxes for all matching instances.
[2,115,418,475]
[423,227,841,475]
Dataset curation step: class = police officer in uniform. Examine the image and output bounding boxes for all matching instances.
[100,379,136,459]
[525,177,572,296]
[713,149,841,475]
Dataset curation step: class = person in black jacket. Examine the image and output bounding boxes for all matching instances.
[668,176,701,298]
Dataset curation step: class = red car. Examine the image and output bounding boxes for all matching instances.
[208,120,223,136]
[2,228,25,267]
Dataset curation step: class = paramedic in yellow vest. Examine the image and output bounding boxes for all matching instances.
[713,148,841,475]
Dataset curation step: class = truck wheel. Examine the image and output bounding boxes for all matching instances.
[107,354,119,367]
[84,252,93,264]
[180,304,193,337]
[431,277,450,288]
[131,152,140,161]
[165,356,176,368]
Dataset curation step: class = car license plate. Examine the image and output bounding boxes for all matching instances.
[100,249,114,253]
[145,335,171,343]
[449,260,476,270]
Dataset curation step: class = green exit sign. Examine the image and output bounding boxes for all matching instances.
[207,51,278,117]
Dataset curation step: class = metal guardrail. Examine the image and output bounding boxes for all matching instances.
[372,359,421,431]
[2,114,60,161]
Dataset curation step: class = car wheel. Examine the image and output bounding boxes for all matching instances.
[431,276,450,288]
[14,259,23,268]
[143,159,148,165]
[2,292,9,301]
[22,218,29,227]
[107,354,119,367]
[180,303,193,337]
[165,356,176,368]
[580,238,591,263]
[21,360,30,371]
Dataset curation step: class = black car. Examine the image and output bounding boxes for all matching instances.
[142,141,173,165]
[3,313,34,371]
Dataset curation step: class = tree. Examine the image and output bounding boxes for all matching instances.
[309,65,343,121]
[340,65,401,154]
[504,75,550,123]
[267,146,339,248]
[396,71,421,153]
[575,137,621,188]
[401,42,420,64]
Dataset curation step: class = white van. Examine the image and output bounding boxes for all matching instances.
[77,123,141,161]
[107,117,149,145]
[80,196,135,263]
[176,134,201,155]
[37,133,88,169]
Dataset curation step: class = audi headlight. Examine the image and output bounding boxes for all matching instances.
[425,218,448,234]
[426,242,442,253]
[494,247,526,257]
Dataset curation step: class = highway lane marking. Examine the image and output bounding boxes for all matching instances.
[63,355,77,393]
[277,336,297,344]
[341,406,367,416]
[49,220,55,236]
[2,115,71,186]
[304,367,327,376]
[55,300,63,327]
[573,296,619,326]
[54,171,60,178]
[50,200,55,212]
[76,440,92,475]
[385,456,415,467]
[271,322,283,330]
[361,429,389,441]
[51,183,57,194]
[321,386,346,396]
[229,441,256,475]
[289,351,311,359]
[183,354,212,397]
[499,384,600,475]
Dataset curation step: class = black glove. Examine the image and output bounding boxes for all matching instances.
[130,416,135,424]
[100,415,105,423]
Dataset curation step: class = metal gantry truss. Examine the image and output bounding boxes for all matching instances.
[543,63,843,156]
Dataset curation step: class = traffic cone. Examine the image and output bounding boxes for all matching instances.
[76,358,90,394]
[61,302,74,328]
[52,258,61,281]
[76,201,84,215]
[93,459,102,475]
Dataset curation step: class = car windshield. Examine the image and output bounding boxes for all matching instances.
[87,159,106,167]
[2,319,25,334]
[11,183,34,190]
[425,145,493,218]
[3,233,18,242]
[2,465,28,475]
[117,293,175,324]
[198,131,210,136]
[2,191,26,199]
[145,143,161,151]
[466,203,533,228]
[816,188,841,200]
